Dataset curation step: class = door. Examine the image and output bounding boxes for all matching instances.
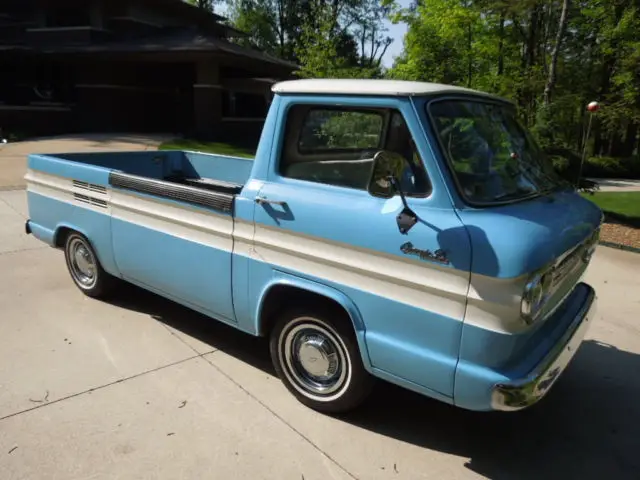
[110,173,236,323]
[251,97,472,397]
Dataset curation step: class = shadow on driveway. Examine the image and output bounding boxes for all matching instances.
[108,285,639,479]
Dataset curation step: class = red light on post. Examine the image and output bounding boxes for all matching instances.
[578,101,601,187]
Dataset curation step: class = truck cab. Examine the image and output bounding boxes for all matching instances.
[25,79,602,414]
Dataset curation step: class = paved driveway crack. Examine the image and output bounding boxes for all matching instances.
[160,323,359,480]
[0,192,27,217]
[0,354,204,422]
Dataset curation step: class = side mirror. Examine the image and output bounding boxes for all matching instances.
[367,150,418,235]
[367,150,407,198]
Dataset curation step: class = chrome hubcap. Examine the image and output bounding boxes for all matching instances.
[282,321,348,397]
[298,336,338,378]
[69,238,96,287]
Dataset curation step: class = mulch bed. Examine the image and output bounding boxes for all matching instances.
[600,222,640,251]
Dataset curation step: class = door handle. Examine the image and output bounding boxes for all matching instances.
[255,196,286,206]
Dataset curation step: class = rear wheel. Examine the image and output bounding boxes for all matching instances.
[270,305,374,414]
[63,232,117,298]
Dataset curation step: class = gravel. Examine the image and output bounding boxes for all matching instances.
[600,222,640,250]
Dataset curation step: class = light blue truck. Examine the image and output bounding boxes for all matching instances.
[25,79,602,414]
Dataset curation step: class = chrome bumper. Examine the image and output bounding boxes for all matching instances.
[491,283,597,411]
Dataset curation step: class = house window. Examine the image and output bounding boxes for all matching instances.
[46,7,90,27]
[223,91,268,118]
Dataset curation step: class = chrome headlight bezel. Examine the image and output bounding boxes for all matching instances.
[521,269,553,325]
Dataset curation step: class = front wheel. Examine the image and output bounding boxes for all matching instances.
[63,232,117,298]
[269,306,374,414]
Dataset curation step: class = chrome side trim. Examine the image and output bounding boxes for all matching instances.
[491,283,597,411]
[109,171,235,214]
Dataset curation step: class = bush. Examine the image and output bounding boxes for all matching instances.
[544,147,599,193]
[549,155,570,173]
[545,145,640,181]
[582,156,640,179]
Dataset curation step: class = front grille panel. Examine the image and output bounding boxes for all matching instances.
[542,226,600,320]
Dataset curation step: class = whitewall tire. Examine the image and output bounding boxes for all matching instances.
[270,305,374,413]
[63,232,117,298]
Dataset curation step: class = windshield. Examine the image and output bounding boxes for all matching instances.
[428,99,566,205]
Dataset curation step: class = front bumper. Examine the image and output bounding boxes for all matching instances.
[490,283,597,411]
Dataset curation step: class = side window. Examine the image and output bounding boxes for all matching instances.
[384,111,430,197]
[280,105,430,197]
[298,109,383,152]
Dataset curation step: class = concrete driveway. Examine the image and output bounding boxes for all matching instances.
[1,189,640,480]
[589,178,640,192]
[0,134,168,191]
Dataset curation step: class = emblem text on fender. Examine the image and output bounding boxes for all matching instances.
[400,242,449,265]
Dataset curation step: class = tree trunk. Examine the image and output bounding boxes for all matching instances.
[526,4,540,70]
[612,123,639,158]
[467,21,473,87]
[497,11,505,76]
[543,0,571,105]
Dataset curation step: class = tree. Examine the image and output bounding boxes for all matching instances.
[295,2,380,78]
[352,0,394,70]
[543,0,570,105]
[226,0,393,75]
[389,0,640,162]
[185,0,216,11]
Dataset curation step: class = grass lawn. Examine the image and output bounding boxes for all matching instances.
[158,139,255,159]
[582,191,640,226]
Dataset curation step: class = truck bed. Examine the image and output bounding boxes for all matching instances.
[28,149,254,196]
[25,148,254,324]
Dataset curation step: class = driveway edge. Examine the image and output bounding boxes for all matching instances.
[599,240,640,255]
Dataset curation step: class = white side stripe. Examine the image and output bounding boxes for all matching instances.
[26,169,523,332]
[25,169,111,215]
[250,223,470,320]
[110,190,233,252]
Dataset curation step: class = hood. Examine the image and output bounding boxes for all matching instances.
[456,190,603,279]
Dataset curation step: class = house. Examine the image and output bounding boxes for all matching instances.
[0,0,297,143]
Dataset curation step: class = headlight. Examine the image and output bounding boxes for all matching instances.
[521,270,552,324]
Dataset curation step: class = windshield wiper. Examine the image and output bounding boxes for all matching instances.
[492,188,540,202]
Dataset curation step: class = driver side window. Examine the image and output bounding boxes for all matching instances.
[279,104,430,197]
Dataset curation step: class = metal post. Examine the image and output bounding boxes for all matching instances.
[577,101,600,187]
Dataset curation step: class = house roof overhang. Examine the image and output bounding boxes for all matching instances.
[1,29,298,77]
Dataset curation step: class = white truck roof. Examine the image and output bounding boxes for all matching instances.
[272,79,511,103]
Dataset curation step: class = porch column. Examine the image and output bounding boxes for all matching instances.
[89,0,105,29]
[193,61,222,139]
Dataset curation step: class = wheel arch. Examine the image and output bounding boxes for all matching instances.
[53,223,89,248]
[255,272,372,371]
[53,223,116,277]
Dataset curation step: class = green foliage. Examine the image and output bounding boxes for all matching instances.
[583,157,640,180]
[228,1,279,53]
[223,0,640,181]
[226,0,392,77]
[389,0,640,169]
[184,0,216,11]
[304,110,384,149]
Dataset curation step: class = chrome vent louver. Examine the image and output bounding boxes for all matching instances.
[72,179,108,209]
[73,193,108,208]
[72,180,107,194]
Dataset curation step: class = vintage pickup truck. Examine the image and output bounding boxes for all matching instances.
[24,79,602,414]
